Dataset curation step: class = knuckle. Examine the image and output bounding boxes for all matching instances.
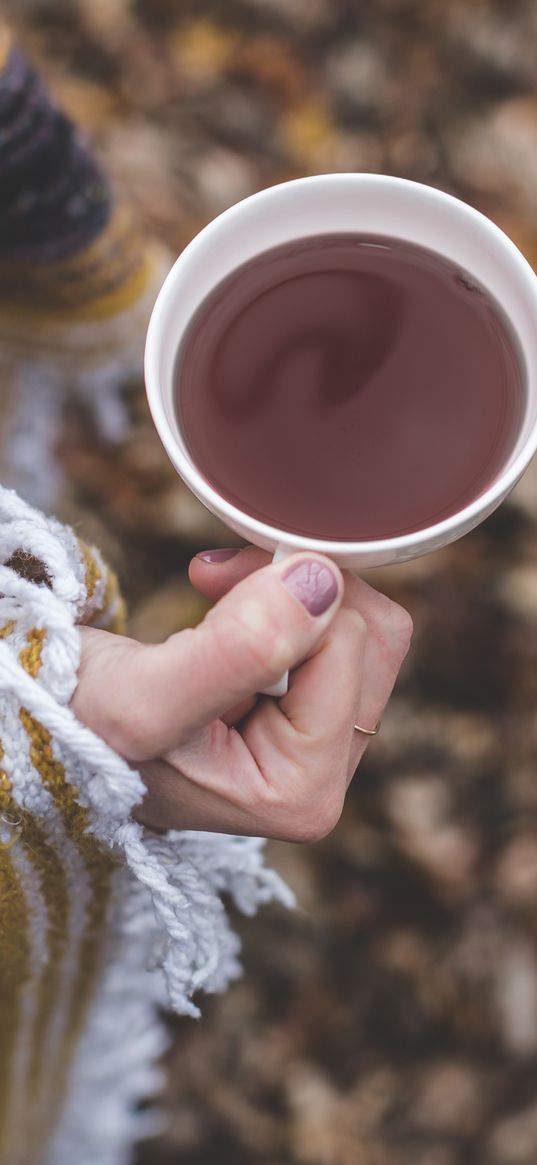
[289,790,345,843]
[386,602,414,656]
[367,597,413,660]
[265,771,345,843]
[212,602,291,684]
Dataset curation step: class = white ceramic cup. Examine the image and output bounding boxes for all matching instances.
[145,173,537,579]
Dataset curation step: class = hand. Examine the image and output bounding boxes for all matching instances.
[71,548,412,841]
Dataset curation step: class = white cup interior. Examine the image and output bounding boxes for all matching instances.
[145,175,537,566]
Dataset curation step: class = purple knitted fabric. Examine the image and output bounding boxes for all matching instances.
[0,42,112,263]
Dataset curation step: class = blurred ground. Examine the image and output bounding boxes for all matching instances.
[6,2,537,1163]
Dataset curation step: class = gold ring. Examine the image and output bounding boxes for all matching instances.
[354,720,381,736]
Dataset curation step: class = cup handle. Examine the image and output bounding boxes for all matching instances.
[259,543,301,698]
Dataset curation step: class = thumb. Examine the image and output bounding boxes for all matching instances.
[116,554,343,760]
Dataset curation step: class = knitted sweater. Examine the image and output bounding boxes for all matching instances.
[0,28,291,1162]
[0,22,170,508]
[0,485,291,1165]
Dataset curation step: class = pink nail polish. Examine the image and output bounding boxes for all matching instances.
[282,559,339,615]
[196,548,241,563]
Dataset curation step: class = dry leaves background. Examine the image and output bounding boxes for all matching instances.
[5,2,537,1163]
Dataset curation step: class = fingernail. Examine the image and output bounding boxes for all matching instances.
[281,558,339,616]
[196,548,241,564]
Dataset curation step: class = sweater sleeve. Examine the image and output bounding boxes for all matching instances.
[0,485,292,1165]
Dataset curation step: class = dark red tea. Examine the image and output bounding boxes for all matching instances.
[174,233,524,541]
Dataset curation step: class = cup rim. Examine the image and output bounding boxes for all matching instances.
[145,173,537,557]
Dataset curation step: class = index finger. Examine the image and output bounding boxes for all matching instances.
[189,545,271,601]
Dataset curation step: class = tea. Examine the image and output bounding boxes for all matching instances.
[174,233,524,541]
